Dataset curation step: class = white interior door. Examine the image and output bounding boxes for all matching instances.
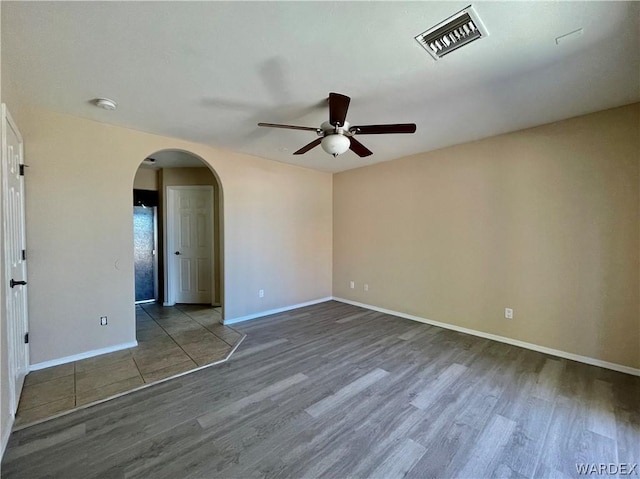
[1,104,29,413]
[167,186,213,304]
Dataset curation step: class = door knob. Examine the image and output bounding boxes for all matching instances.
[174,251,181,255]
[10,279,27,288]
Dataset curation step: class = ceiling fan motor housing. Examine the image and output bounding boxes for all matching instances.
[320,121,350,135]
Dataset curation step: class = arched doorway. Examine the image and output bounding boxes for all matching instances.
[132,150,223,315]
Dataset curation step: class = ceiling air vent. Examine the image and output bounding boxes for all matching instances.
[415,5,488,60]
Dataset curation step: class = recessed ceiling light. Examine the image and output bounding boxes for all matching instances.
[93,98,117,110]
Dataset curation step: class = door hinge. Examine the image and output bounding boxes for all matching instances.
[24,332,29,344]
[22,249,26,261]
[10,279,27,288]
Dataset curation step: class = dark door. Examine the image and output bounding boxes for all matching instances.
[134,206,156,302]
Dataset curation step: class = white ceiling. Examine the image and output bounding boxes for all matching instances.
[2,1,639,173]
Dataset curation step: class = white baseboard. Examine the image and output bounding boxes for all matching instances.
[332,297,640,377]
[30,341,138,371]
[1,414,14,462]
[223,297,333,325]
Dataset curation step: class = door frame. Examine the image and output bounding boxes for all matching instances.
[133,205,158,304]
[165,185,215,306]
[1,103,29,416]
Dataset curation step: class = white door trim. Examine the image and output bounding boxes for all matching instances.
[153,206,159,302]
[165,185,215,306]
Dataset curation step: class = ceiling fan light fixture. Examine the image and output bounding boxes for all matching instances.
[258,92,416,158]
[321,134,350,157]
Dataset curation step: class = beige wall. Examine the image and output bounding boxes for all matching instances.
[334,103,640,369]
[161,167,214,187]
[16,107,332,365]
[158,167,222,304]
[133,168,158,191]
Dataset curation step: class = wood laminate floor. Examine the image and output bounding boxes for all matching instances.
[2,301,638,478]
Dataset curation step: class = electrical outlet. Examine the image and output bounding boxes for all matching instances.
[364,283,369,292]
[349,281,355,289]
[505,308,513,320]
[100,316,108,326]
[259,289,264,298]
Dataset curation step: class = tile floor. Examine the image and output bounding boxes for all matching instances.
[15,304,244,428]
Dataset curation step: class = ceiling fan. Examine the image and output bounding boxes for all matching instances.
[258,93,416,158]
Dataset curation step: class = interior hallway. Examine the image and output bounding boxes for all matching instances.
[14,304,244,427]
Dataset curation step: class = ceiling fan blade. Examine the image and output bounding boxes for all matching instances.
[349,137,373,157]
[258,122,320,132]
[293,138,322,155]
[350,123,417,135]
[329,93,351,127]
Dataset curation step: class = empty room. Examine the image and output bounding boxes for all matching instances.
[0,2,638,478]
